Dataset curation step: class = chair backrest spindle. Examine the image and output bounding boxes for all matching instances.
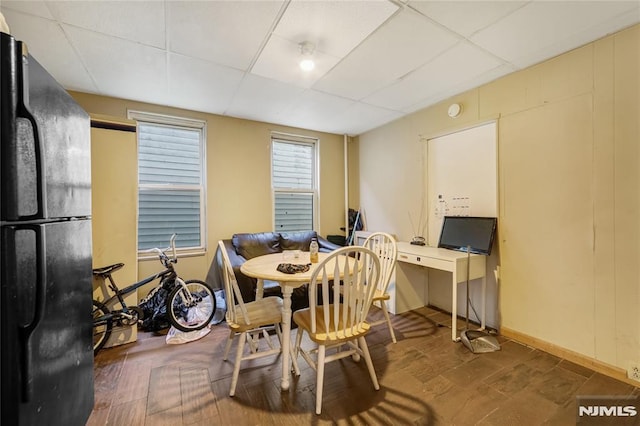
[307,246,380,338]
[218,240,251,325]
[363,232,398,296]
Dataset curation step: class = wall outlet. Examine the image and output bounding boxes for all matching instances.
[627,363,640,382]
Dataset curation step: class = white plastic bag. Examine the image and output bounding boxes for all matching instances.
[211,289,226,325]
[165,325,211,345]
[166,294,213,344]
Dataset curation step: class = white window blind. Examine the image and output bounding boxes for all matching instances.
[272,138,317,232]
[130,112,206,251]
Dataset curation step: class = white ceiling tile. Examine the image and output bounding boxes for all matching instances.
[363,41,506,111]
[528,5,640,69]
[0,8,96,92]
[588,5,640,37]
[327,102,404,136]
[408,0,527,38]
[1,1,55,20]
[471,0,640,68]
[47,1,165,48]
[314,7,460,100]
[168,1,285,71]
[278,89,354,132]
[64,25,168,105]
[168,54,245,115]
[226,74,304,124]
[251,35,341,88]
[273,0,398,57]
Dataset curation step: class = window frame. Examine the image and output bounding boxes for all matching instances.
[270,132,319,233]
[128,110,207,258]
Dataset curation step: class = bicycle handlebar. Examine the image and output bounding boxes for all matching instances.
[143,234,179,266]
[169,233,177,261]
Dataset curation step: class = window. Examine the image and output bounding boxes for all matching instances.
[128,111,206,252]
[271,135,318,232]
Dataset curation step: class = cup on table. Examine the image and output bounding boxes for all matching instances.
[282,250,301,261]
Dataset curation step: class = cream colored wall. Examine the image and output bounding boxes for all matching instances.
[71,92,346,297]
[90,123,138,346]
[357,25,639,374]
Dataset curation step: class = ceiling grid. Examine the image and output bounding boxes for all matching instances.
[1,0,637,135]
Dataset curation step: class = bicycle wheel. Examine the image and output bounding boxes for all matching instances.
[166,279,216,332]
[92,300,112,355]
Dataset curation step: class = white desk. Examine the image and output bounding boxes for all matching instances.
[394,242,487,341]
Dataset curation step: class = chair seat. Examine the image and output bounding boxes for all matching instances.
[293,305,370,344]
[341,287,389,301]
[226,296,283,333]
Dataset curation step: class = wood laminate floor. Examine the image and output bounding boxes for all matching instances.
[87,306,639,425]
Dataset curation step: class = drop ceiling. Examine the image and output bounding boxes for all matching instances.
[1,1,638,136]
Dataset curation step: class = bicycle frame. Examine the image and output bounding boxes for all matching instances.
[97,234,181,316]
[93,234,216,355]
[100,267,177,315]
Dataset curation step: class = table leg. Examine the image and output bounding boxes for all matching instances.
[256,278,264,300]
[280,285,293,390]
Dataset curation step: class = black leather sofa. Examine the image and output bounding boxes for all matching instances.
[214,231,341,312]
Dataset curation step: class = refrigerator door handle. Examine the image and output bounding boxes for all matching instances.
[15,106,46,220]
[19,224,47,402]
[16,42,47,220]
[16,42,47,218]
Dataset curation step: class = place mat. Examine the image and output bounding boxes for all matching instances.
[276,263,311,274]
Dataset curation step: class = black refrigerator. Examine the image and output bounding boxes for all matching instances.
[1,31,94,425]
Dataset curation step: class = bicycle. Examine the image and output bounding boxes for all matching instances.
[91,234,216,355]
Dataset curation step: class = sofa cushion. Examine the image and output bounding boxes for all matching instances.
[280,231,317,251]
[232,232,281,259]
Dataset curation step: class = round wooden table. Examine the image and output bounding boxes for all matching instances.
[241,251,351,391]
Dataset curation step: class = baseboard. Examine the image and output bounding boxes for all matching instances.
[501,326,639,388]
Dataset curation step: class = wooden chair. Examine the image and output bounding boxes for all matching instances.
[363,232,398,343]
[217,241,283,397]
[293,245,381,415]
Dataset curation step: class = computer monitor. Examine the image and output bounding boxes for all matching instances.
[437,216,497,255]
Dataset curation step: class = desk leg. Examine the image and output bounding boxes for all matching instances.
[451,273,459,342]
[280,286,293,390]
[481,275,486,330]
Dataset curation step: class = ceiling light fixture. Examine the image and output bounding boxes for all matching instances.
[299,41,315,71]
